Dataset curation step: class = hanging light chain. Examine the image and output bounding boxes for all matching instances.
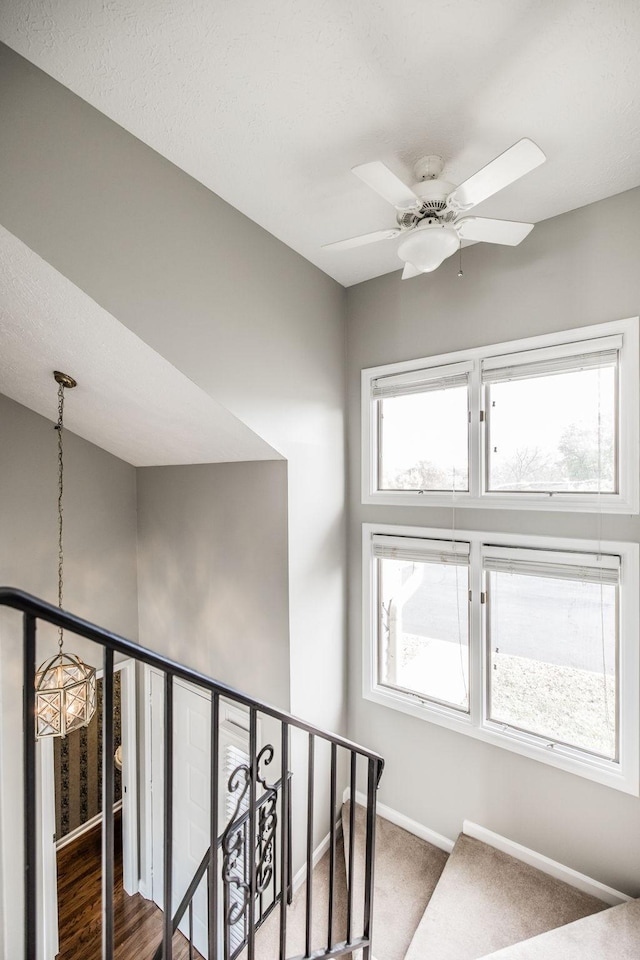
[56,379,65,650]
[53,371,76,651]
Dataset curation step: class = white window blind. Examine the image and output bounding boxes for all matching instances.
[483,548,620,585]
[482,336,622,385]
[372,361,471,399]
[373,534,470,566]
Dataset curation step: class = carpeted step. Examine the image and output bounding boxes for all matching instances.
[403,833,606,960]
[342,801,449,960]
[477,898,640,959]
[241,838,350,960]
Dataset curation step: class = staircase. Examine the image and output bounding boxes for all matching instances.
[2,587,382,960]
[339,801,640,960]
[5,586,639,960]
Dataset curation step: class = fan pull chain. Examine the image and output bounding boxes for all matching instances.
[458,242,464,278]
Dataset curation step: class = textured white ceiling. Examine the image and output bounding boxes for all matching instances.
[0,226,279,466]
[1,1,640,286]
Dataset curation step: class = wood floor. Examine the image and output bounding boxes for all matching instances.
[57,813,200,960]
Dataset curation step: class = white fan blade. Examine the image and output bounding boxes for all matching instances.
[402,263,422,280]
[447,139,545,212]
[322,228,400,251]
[456,217,534,245]
[352,161,420,209]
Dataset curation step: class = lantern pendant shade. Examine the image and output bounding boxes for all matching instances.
[35,651,97,738]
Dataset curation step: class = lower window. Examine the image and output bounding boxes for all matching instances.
[375,536,470,711]
[363,524,639,794]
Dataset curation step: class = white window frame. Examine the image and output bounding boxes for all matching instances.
[362,522,640,794]
[361,317,639,513]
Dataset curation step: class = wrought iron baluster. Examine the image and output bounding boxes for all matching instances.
[163,672,174,960]
[362,759,378,960]
[346,752,356,944]
[305,733,315,958]
[327,742,337,951]
[209,692,220,960]
[244,820,249,947]
[248,709,258,960]
[102,648,115,960]
[279,723,289,960]
[223,878,231,960]
[189,901,194,960]
[24,613,37,960]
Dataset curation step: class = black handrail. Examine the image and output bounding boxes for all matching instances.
[1,587,384,772]
[4,586,384,960]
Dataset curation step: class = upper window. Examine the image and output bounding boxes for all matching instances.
[374,363,470,492]
[362,318,638,512]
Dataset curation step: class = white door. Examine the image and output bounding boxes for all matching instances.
[151,674,212,957]
[149,671,252,960]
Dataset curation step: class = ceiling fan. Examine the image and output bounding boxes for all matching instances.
[323,139,546,278]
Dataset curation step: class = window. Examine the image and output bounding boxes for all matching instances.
[484,547,619,760]
[374,535,470,711]
[373,363,470,491]
[363,524,639,793]
[362,318,638,512]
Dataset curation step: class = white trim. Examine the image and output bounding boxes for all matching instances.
[141,664,154,900]
[138,879,151,901]
[56,800,123,851]
[363,522,640,795]
[341,788,631,904]
[345,787,454,853]
[362,316,639,514]
[292,830,332,893]
[119,659,138,896]
[462,821,631,906]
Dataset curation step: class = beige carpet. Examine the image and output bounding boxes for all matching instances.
[403,833,606,960]
[241,834,349,960]
[342,801,449,960]
[477,898,640,959]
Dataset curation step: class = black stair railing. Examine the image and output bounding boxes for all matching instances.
[1,587,384,960]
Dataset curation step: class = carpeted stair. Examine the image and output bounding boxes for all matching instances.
[342,802,638,960]
[402,833,605,960]
[477,898,640,959]
[342,800,448,960]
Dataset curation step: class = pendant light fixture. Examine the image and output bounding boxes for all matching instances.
[35,372,97,739]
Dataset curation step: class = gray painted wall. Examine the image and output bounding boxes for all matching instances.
[0,43,348,748]
[136,461,290,708]
[0,393,139,957]
[346,185,640,895]
[0,41,348,893]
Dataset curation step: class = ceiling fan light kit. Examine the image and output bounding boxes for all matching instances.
[324,138,546,278]
[398,223,459,274]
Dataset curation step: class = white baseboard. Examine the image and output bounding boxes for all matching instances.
[138,879,151,901]
[463,821,631,907]
[341,790,629,904]
[344,788,454,854]
[56,800,123,851]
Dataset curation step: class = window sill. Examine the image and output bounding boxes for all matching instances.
[363,489,638,514]
[364,683,638,795]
